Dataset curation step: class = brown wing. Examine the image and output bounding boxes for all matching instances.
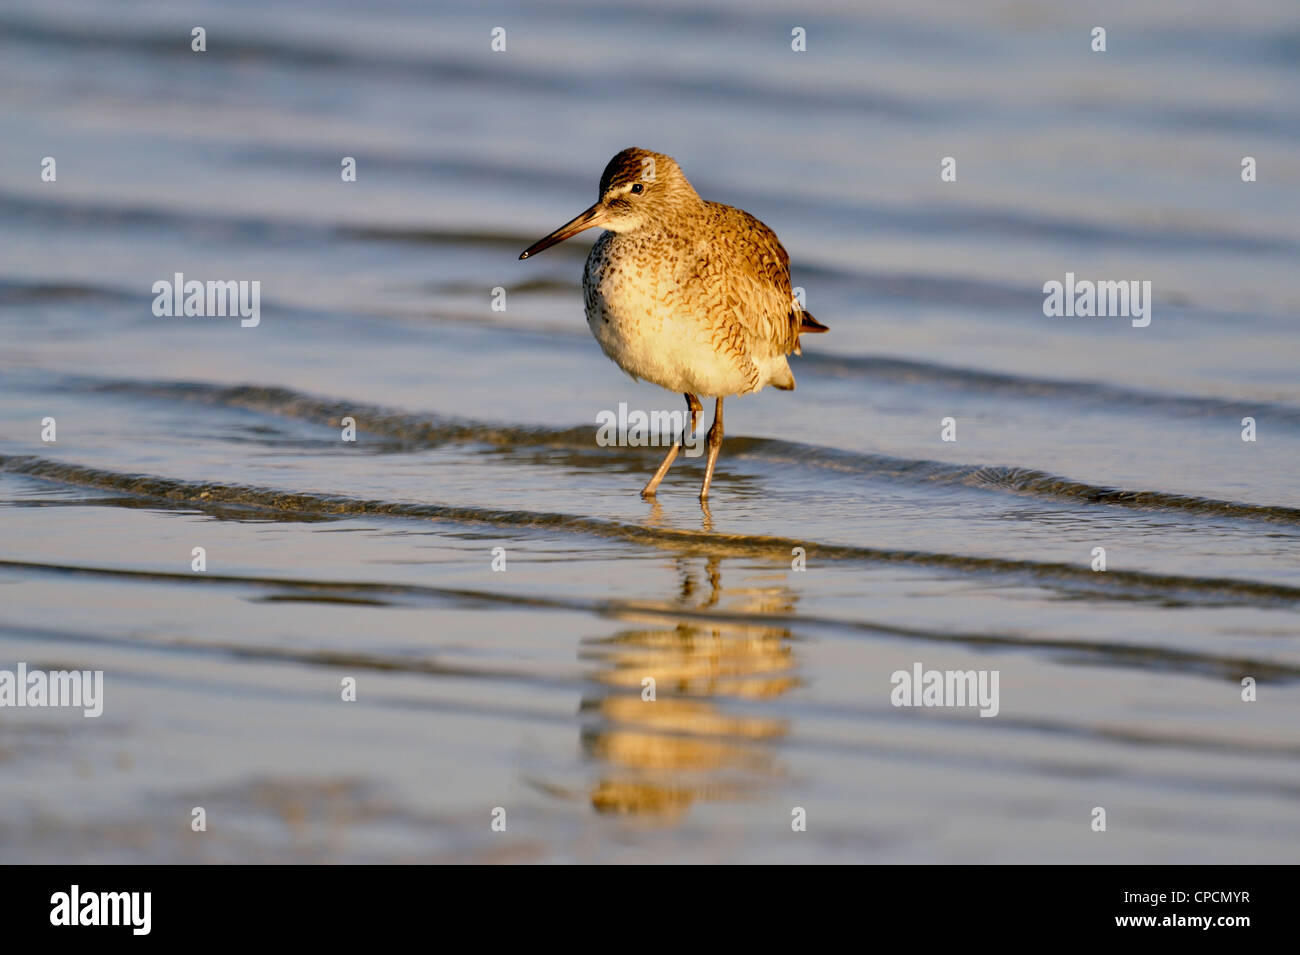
[682,202,806,358]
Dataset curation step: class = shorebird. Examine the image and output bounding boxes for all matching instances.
[519,147,826,500]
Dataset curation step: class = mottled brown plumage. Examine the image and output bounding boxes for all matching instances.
[520,147,826,500]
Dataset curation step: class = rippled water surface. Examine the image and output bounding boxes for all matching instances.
[1,0,1298,862]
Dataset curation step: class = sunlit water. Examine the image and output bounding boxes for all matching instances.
[1,0,1298,862]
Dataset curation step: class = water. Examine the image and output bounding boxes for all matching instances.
[1,0,1298,863]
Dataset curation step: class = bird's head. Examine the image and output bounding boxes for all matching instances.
[519,148,698,259]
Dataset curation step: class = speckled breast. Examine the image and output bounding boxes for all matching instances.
[582,231,749,397]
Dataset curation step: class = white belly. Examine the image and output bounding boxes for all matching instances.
[583,233,766,397]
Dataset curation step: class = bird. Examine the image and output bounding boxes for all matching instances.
[519,147,827,500]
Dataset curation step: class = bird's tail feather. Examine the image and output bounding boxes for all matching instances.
[799,311,829,333]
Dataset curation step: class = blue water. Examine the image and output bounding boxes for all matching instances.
[0,0,1297,862]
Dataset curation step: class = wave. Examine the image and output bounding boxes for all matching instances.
[799,353,1300,427]
[3,558,1299,687]
[4,453,1299,608]
[227,144,1300,259]
[0,280,138,306]
[5,190,1296,329]
[82,378,1300,525]
[0,14,943,121]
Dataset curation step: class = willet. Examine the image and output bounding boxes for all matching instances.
[520,147,827,500]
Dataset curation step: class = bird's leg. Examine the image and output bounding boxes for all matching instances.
[688,393,702,435]
[699,397,725,501]
[641,393,701,497]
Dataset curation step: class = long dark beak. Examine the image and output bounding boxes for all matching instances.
[519,203,608,259]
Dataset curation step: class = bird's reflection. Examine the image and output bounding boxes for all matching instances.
[578,555,799,821]
[639,496,713,531]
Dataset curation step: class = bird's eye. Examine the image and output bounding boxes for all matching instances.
[630,183,644,194]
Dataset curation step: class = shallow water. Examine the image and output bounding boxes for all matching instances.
[1,0,1298,862]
